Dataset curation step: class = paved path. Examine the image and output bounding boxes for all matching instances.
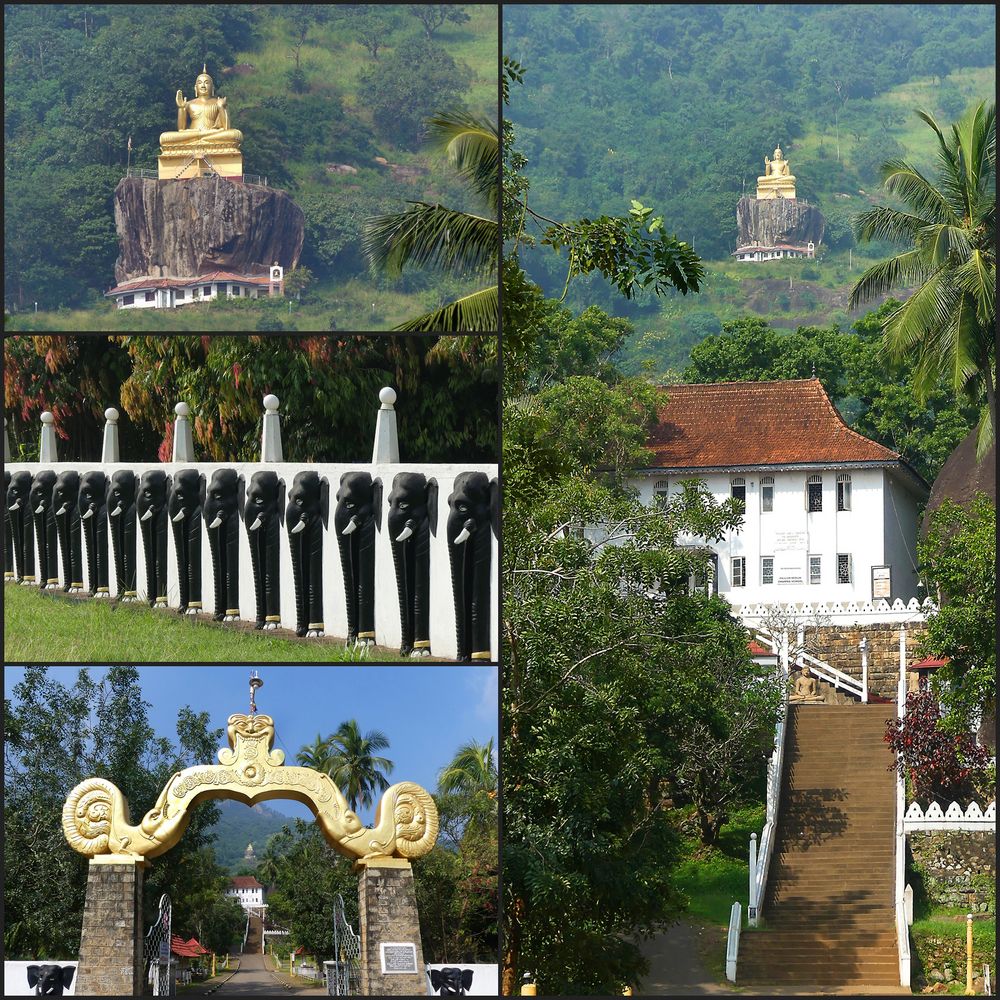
[209,951,326,996]
[639,921,737,995]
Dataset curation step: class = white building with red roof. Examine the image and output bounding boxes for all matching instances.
[105,265,284,310]
[225,874,265,913]
[629,378,928,607]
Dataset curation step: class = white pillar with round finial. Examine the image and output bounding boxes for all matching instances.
[371,386,399,464]
[101,408,120,463]
[261,394,283,462]
[172,402,195,462]
[39,411,58,462]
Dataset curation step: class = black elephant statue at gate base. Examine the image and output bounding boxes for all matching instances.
[3,471,12,582]
[8,472,36,585]
[387,472,437,657]
[78,471,110,597]
[168,469,205,615]
[335,471,382,647]
[447,472,497,662]
[245,471,284,630]
[205,468,243,621]
[286,471,329,637]
[107,471,139,601]
[30,470,59,590]
[137,470,171,607]
[52,471,84,593]
[26,964,76,995]
[430,967,475,996]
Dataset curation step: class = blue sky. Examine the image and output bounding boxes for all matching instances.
[4,665,497,826]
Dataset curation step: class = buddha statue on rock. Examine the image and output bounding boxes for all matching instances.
[756,143,796,200]
[158,66,244,180]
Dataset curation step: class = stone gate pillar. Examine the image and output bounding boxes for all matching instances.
[357,858,427,996]
[75,855,148,996]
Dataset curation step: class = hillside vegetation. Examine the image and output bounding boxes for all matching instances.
[4,4,497,330]
[505,4,995,367]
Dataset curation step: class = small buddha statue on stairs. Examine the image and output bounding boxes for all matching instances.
[158,65,244,180]
[789,664,826,704]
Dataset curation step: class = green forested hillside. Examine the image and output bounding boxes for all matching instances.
[4,4,497,329]
[505,4,995,364]
[212,800,294,873]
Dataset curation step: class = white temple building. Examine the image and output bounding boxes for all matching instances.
[625,378,928,610]
[226,875,265,913]
[106,265,284,310]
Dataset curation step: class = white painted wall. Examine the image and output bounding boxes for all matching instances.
[629,466,923,607]
[6,460,498,661]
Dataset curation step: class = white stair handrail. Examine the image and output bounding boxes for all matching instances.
[726,901,741,982]
[799,648,865,699]
[895,626,911,988]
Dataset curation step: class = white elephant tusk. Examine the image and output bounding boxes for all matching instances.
[81,508,94,519]
[140,508,153,521]
[8,500,21,511]
[35,504,46,515]
[110,505,122,517]
[395,524,414,542]
[56,504,69,515]
[290,520,305,534]
[454,526,471,545]
[209,515,223,529]
[172,510,185,522]
[341,517,358,536]
[249,516,262,532]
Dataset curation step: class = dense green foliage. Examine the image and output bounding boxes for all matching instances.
[4,4,495,321]
[3,335,498,464]
[681,305,979,483]
[3,667,243,957]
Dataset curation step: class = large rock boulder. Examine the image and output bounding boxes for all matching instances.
[113,176,304,283]
[736,196,825,249]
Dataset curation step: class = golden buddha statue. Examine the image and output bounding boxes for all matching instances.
[158,66,243,180]
[756,143,796,200]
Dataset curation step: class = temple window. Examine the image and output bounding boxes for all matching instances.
[144,291,155,302]
[730,477,746,505]
[809,555,822,584]
[837,473,852,511]
[761,475,774,512]
[176,289,185,300]
[806,475,823,512]
[123,294,134,306]
[731,556,746,588]
[761,556,774,585]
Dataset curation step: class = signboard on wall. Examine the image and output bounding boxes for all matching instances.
[380,943,418,975]
[774,530,808,552]
[775,552,806,586]
[872,565,891,600]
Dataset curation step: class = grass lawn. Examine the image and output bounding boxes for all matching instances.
[3,583,406,663]
[910,909,996,994]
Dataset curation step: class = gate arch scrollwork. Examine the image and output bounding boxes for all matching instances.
[62,713,438,862]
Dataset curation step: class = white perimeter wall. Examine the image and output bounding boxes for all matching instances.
[6,461,498,661]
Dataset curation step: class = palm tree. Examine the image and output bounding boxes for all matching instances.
[322,719,394,812]
[438,737,497,798]
[363,110,498,331]
[295,733,331,772]
[849,101,996,458]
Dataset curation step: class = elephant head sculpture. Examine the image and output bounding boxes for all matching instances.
[245,471,284,630]
[168,468,205,614]
[51,471,83,593]
[204,468,243,621]
[26,964,76,996]
[285,471,328,637]
[447,472,497,661]
[387,473,437,657]
[7,471,35,583]
[107,471,139,601]
[334,471,382,646]
[430,968,475,996]
[30,470,59,589]
[137,470,170,607]
[3,471,12,582]
[78,471,109,597]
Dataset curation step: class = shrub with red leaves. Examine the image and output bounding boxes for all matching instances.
[885,690,992,803]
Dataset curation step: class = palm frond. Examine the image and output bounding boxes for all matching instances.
[363,202,498,279]
[848,249,929,311]
[916,223,972,267]
[953,249,996,329]
[880,161,960,225]
[853,205,928,245]
[425,111,499,215]
[974,403,995,461]
[880,268,953,364]
[392,285,498,333]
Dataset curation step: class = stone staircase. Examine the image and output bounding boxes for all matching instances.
[738,704,905,992]
[244,913,263,954]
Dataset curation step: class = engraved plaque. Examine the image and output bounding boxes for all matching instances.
[380,942,418,974]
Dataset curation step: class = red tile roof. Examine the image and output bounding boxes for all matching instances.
[647,379,903,469]
[909,656,949,671]
[171,934,209,957]
[230,875,264,890]
[107,270,275,295]
[748,639,776,656]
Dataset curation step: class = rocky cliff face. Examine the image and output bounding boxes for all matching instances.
[736,196,825,249]
[113,176,304,283]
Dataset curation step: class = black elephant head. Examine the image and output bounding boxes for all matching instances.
[6,471,35,583]
[51,471,83,592]
[168,468,205,614]
[26,964,76,995]
[285,471,328,637]
[334,471,382,645]
[430,968,475,995]
[78,471,109,596]
[30,470,59,589]
[447,472,497,661]
[3,470,11,581]
[204,468,243,621]
[137,470,170,606]
[107,471,138,601]
[245,471,284,629]
[387,472,437,656]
